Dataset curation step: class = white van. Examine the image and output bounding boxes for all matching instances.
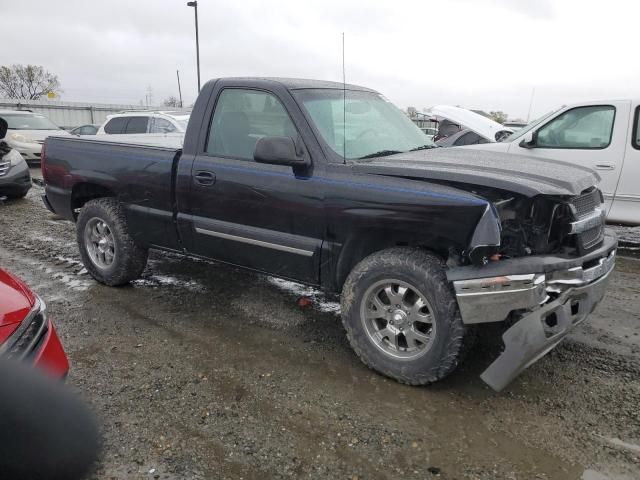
[464,100,640,225]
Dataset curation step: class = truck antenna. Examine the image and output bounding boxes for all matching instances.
[526,86,536,122]
[342,32,346,164]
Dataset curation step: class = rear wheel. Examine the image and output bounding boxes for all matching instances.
[341,247,470,385]
[76,198,148,286]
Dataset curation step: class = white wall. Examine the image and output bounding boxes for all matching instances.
[0,98,163,129]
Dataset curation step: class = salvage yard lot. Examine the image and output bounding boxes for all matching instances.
[1,176,639,480]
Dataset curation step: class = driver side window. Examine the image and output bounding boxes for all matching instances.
[536,105,615,149]
[206,89,297,161]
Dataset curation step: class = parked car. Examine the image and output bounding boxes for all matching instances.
[463,100,640,225]
[69,124,99,136]
[42,77,616,391]
[96,111,190,135]
[435,128,490,147]
[0,268,69,378]
[420,126,438,140]
[0,110,70,165]
[431,105,514,144]
[0,118,31,199]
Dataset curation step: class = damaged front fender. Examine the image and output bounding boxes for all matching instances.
[466,204,501,265]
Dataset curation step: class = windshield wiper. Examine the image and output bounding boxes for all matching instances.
[358,150,403,159]
[410,144,438,151]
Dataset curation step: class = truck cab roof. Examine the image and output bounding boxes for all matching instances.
[207,77,376,92]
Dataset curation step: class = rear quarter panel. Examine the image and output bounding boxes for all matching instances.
[43,137,180,249]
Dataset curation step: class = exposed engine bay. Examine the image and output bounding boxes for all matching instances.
[494,194,574,258]
[450,183,605,265]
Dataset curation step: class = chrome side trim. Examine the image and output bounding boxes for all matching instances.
[568,207,605,234]
[195,227,315,257]
[610,193,640,203]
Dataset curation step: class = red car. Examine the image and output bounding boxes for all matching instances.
[0,268,69,378]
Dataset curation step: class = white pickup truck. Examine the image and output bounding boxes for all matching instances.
[462,100,640,225]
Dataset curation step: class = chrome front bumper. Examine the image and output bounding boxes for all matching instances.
[453,249,616,325]
[449,234,617,391]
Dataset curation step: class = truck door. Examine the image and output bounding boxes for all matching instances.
[177,86,324,284]
[508,101,628,212]
[608,103,640,223]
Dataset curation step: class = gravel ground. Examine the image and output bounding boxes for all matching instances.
[0,176,638,479]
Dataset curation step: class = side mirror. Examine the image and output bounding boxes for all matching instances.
[254,136,309,167]
[519,130,536,149]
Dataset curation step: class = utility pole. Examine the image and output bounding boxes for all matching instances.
[187,1,201,92]
[526,86,536,122]
[176,70,183,108]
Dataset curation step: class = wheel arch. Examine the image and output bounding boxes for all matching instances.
[71,182,117,219]
[333,228,464,293]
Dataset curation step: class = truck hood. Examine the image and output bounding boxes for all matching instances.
[352,148,600,197]
[430,105,513,142]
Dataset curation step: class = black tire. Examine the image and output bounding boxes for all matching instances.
[341,247,470,385]
[6,188,30,200]
[76,198,148,286]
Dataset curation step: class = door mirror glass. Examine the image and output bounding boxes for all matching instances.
[254,136,308,167]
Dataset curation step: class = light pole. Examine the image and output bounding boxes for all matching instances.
[187,1,201,93]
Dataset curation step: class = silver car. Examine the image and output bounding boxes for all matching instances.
[0,110,70,165]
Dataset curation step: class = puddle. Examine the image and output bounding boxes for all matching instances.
[132,274,205,292]
[582,470,610,480]
[601,436,640,454]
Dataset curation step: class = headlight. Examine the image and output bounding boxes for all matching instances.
[9,132,35,144]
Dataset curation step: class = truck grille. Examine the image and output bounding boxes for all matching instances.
[572,188,600,217]
[570,188,605,253]
[0,158,9,177]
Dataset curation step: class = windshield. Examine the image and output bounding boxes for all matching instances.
[502,107,562,143]
[293,89,434,159]
[0,113,61,130]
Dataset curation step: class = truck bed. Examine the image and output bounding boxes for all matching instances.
[43,136,182,249]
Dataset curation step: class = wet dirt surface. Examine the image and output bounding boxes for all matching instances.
[0,175,639,479]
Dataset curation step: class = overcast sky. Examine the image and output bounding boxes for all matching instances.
[1,0,637,119]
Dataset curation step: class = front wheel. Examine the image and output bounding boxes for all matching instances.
[76,198,148,286]
[341,247,470,385]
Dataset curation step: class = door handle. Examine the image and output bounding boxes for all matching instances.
[194,171,216,186]
[595,164,615,171]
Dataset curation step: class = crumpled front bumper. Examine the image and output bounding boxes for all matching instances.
[448,231,617,391]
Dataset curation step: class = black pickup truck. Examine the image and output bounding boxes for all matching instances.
[42,78,617,391]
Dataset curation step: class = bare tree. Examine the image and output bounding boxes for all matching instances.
[489,111,508,124]
[163,96,182,108]
[0,64,61,100]
[406,106,418,118]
